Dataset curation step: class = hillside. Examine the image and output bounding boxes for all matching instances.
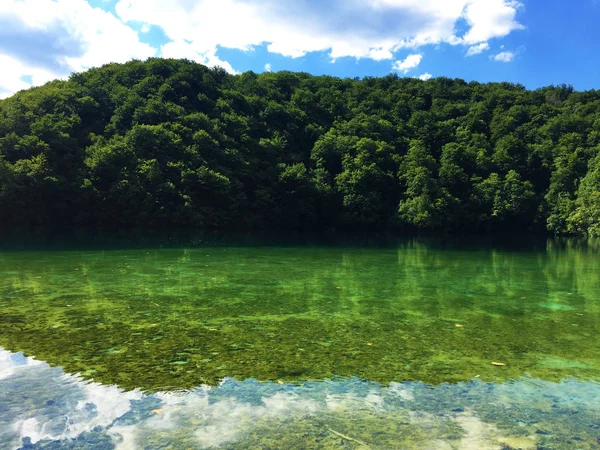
[0,58,598,235]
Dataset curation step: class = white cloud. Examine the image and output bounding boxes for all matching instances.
[368,48,394,61]
[418,72,433,81]
[160,40,238,74]
[393,53,422,73]
[462,0,524,44]
[0,0,155,98]
[115,0,524,61]
[264,63,272,72]
[0,55,36,99]
[466,42,490,56]
[493,51,515,62]
[0,53,67,99]
[0,0,526,98]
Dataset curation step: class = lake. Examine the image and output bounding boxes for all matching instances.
[1,236,599,449]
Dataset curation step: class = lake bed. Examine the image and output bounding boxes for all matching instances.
[1,238,599,448]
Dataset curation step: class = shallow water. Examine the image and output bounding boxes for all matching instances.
[3,348,600,449]
[1,237,599,448]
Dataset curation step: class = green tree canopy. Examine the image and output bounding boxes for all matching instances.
[0,58,599,235]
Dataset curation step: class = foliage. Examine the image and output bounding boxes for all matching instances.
[0,58,599,234]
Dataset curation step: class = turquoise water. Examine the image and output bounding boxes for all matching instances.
[0,237,599,448]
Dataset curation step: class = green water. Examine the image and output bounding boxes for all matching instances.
[2,237,600,449]
[1,238,599,391]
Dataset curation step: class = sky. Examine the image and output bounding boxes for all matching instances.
[0,0,599,99]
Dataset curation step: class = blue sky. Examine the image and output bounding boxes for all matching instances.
[0,0,599,98]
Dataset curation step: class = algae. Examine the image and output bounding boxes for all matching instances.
[0,240,599,391]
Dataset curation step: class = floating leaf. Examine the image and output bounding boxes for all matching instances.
[455,324,464,328]
[151,408,164,414]
[492,362,505,366]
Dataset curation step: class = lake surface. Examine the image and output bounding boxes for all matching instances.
[1,237,599,448]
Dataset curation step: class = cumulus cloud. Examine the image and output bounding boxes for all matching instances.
[0,55,48,99]
[368,48,395,61]
[264,63,272,72]
[0,13,84,74]
[466,42,490,56]
[160,40,238,74]
[0,0,525,98]
[393,54,423,73]
[418,73,433,81]
[0,0,155,98]
[461,0,524,44]
[493,51,515,62]
[115,0,524,61]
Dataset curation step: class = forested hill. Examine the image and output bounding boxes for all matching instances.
[0,58,599,235]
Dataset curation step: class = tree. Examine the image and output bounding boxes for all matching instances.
[567,150,600,236]
[397,140,440,229]
[0,58,598,235]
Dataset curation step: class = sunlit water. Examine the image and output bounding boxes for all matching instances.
[1,237,599,448]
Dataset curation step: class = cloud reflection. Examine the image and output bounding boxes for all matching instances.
[2,347,600,449]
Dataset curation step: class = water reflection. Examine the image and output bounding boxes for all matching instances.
[2,347,600,449]
[0,241,599,389]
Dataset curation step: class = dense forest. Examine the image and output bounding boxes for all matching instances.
[0,58,598,235]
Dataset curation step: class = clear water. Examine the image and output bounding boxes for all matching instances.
[1,237,599,448]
